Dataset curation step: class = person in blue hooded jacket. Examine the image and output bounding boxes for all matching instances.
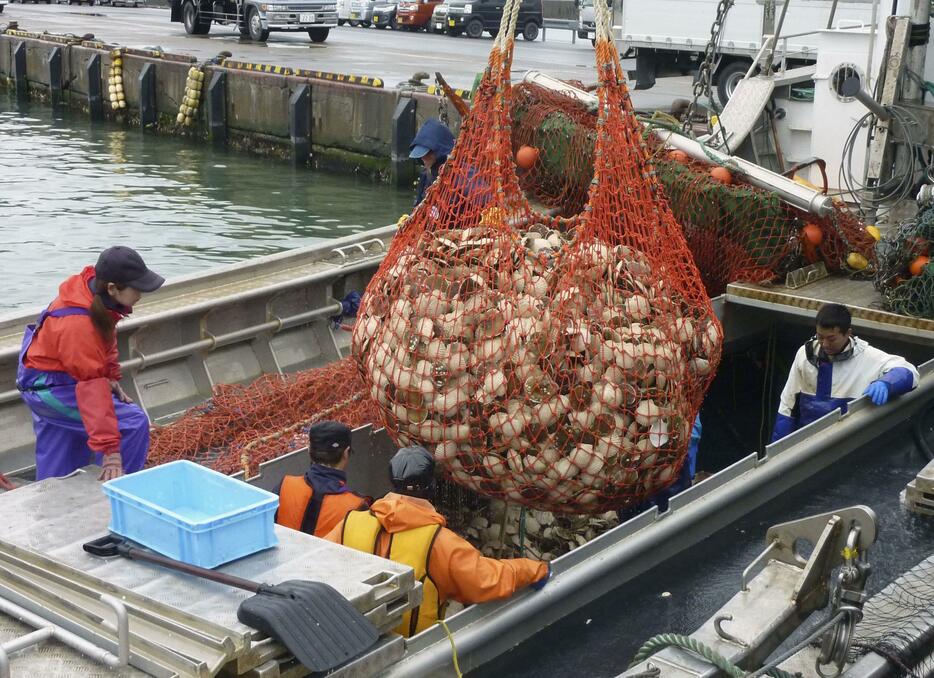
[409,118,455,207]
[771,303,919,442]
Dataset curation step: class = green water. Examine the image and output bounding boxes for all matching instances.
[0,95,410,312]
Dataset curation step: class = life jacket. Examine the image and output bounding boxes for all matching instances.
[341,509,444,637]
[276,474,365,538]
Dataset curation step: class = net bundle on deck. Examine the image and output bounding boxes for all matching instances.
[148,356,382,476]
[511,80,596,216]
[352,0,721,514]
[848,554,934,676]
[874,206,934,319]
[509,79,878,295]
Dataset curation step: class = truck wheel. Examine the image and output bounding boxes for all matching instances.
[716,60,751,106]
[389,15,397,29]
[521,20,538,41]
[248,7,269,40]
[465,17,483,38]
[307,27,328,41]
[360,20,370,26]
[337,18,345,25]
[183,1,210,34]
[348,19,359,26]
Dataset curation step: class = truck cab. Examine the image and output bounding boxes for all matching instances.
[171,0,337,42]
[397,0,442,31]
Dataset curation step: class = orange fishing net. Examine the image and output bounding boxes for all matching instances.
[147,357,381,476]
[351,3,721,514]
[510,81,878,295]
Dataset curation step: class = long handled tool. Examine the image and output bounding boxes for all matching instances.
[83,534,379,673]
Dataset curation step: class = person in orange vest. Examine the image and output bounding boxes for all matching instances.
[324,446,550,638]
[275,421,369,537]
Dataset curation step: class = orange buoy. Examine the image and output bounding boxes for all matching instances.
[667,150,689,163]
[515,145,540,170]
[909,255,930,276]
[802,223,824,246]
[709,166,733,185]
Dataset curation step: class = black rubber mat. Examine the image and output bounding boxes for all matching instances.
[238,580,380,672]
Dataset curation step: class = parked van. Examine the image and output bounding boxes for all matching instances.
[397,0,443,30]
[337,0,353,25]
[349,0,375,25]
[371,1,397,27]
[430,0,449,32]
[576,0,611,45]
[445,0,542,40]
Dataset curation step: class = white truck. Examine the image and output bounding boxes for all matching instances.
[172,0,337,42]
[608,0,879,104]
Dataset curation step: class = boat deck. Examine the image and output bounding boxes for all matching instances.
[726,277,934,344]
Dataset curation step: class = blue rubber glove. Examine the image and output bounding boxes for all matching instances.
[863,380,890,406]
[530,563,551,591]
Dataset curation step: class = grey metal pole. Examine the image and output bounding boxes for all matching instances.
[767,0,793,74]
[826,0,839,29]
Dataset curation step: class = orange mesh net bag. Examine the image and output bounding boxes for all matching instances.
[148,356,382,476]
[351,0,722,514]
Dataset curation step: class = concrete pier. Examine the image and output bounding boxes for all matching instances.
[0,5,692,181]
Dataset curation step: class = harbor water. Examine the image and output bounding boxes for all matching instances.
[0,94,410,312]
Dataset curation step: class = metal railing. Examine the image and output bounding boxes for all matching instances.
[542,18,580,43]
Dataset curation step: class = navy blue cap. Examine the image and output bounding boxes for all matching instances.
[309,421,352,453]
[95,246,164,293]
[389,446,435,496]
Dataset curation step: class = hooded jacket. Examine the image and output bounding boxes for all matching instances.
[325,493,547,606]
[772,335,918,441]
[24,266,124,454]
[410,119,455,207]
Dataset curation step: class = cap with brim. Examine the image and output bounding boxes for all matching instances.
[409,145,431,160]
[128,269,165,293]
[95,246,165,294]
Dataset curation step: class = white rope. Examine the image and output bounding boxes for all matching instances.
[595,0,612,43]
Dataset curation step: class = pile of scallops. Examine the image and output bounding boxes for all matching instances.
[353,211,721,513]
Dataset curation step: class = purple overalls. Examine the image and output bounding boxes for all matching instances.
[16,307,150,480]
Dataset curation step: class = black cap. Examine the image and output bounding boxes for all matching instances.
[309,421,352,453]
[389,446,435,497]
[95,246,165,293]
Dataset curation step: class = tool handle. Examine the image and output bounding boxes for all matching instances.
[123,547,262,593]
[84,534,261,593]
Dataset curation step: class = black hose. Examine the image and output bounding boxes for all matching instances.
[914,403,934,461]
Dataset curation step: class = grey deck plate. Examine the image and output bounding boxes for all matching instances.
[0,470,416,637]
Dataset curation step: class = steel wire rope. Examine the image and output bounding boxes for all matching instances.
[838,103,925,220]
[628,633,797,678]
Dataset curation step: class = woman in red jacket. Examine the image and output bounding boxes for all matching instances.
[16,247,164,481]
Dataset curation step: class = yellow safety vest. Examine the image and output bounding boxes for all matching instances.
[341,510,445,637]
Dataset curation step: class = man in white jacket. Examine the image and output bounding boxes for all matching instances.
[771,304,919,442]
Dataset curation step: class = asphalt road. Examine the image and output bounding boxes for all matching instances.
[3,3,693,101]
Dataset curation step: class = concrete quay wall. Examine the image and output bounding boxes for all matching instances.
[0,31,462,184]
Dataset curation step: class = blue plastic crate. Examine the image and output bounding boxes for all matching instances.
[102,460,279,569]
